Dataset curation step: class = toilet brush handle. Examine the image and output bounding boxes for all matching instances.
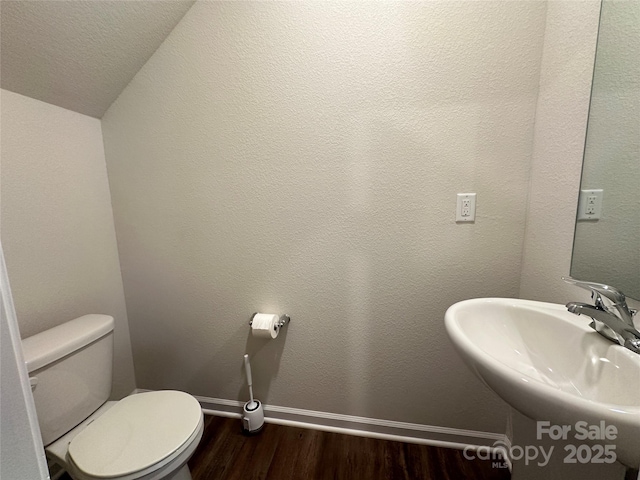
[244,354,253,386]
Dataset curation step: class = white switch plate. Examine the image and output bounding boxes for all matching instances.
[456,193,476,222]
[577,189,603,220]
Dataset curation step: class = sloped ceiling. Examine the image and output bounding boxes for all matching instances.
[1,0,195,118]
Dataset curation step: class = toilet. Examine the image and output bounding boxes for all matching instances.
[22,314,204,480]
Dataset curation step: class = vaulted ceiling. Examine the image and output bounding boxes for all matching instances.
[1,0,195,118]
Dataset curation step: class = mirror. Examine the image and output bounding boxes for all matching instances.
[570,0,640,300]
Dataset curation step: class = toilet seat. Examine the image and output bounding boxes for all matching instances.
[68,391,203,480]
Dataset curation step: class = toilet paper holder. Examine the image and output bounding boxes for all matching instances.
[249,313,291,328]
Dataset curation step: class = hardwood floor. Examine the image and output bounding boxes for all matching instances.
[188,415,511,480]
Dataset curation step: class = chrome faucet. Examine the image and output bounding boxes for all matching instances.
[563,277,640,354]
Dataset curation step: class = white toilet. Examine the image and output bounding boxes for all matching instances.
[22,314,204,480]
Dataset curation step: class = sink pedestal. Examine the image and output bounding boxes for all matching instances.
[508,409,629,480]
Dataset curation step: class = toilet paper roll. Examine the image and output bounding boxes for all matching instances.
[251,313,280,339]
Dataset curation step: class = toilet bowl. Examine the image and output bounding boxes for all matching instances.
[47,391,204,480]
[22,315,204,480]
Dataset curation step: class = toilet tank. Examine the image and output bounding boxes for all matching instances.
[22,315,114,446]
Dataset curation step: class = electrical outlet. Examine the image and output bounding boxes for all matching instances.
[456,193,476,222]
[577,189,603,220]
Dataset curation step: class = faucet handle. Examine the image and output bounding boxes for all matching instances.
[562,277,628,306]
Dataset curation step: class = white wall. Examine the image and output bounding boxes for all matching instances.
[102,1,550,433]
[1,89,136,399]
[1,248,48,480]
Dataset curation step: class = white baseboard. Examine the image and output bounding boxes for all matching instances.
[133,389,506,453]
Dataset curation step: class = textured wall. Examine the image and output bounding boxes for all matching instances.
[102,1,549,433]
[519,0,601,304]
[1,90,136,399]
[1,0,195,118]
[571,0,640,300]
[1,251,49,480]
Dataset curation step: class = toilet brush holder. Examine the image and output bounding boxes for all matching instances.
[242,400,264,434]
[242,353,264,433]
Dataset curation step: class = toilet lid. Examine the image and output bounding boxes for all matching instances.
[69,391,202,478]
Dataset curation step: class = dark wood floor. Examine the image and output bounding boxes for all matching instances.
[188,415,511,480]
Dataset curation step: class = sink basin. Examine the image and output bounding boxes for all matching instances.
[445,298,640,467]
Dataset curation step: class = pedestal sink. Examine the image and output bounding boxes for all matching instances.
[445,298,640,471]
